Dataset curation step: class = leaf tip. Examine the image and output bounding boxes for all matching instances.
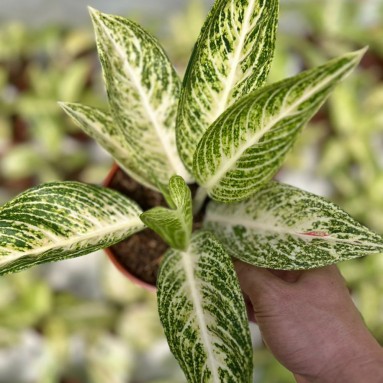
[356,45,369,56]
[57,101,70,113]
[87,6,100,18]
[57,101,77,116]
[88,6,106,29]
[348,46,369,65]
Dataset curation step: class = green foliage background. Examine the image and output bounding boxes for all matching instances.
[0,0,382,382]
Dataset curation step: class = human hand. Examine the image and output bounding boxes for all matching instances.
[235,262,383,383]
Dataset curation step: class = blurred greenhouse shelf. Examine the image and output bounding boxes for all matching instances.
[0,0,382,382]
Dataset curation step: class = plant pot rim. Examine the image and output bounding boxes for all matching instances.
[103,163,156,292]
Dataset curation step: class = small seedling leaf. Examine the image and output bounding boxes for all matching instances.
[140,176,192,250]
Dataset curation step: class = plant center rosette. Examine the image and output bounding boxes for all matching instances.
[103,165,204,289]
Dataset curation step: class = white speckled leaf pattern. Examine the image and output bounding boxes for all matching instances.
[89,8,192,187]
[140,176,192,250]
[157,231,252,383]
[204,182,383,269]
[193,49,366,202]
[59,102,155,190]
[0,182,145,275]
[176,0,279,172]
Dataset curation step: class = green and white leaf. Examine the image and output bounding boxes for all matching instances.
[140,176,192,250]
[176,0,279,172]
[204,181,383,270]
[157,231,252,383]
[89,8,192,188]
[0,182,145,275]
[193,49,366,202]
[59,102,155,190]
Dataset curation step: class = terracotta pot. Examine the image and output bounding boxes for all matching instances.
[103,164,257,322]
[103,164,157,292]
[104,245,156,292]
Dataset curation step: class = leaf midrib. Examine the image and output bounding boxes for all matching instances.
[202,58,356,191]
[212,0,259,122]
[65,105,155,190]
[206,211,383,248]
[97,15,187,179]
[0,217,144,265]
[181,247,220,382]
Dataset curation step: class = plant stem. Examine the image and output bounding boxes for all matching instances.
[193,187,208,216]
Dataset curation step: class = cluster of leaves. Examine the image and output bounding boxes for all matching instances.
[1,0,383,381]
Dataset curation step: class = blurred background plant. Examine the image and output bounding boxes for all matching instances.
[0,0,382,382]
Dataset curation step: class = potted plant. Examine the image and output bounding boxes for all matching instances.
[1,0,383,381]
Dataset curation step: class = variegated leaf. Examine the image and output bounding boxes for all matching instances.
[0,182,145,275]
[140,176,192,250]
[193,49,366,202]
[59,102,155,190]
[89,8,192,187]
[204,182,383,270]
[157,231,252,383]
[176,0,279,172]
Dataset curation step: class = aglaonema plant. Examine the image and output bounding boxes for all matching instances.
[1,1,383,381]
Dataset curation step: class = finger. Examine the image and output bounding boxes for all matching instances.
[269,269,303,283]
[234,260,286,296]
[298,265,345,285]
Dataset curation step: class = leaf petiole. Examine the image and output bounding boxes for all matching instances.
[193,187,208,216]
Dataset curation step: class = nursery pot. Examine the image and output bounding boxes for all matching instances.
[103,164,169,292]
[103,164,204,291]
[103,164,256,321]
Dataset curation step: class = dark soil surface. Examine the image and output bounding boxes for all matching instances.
[107,168,204,287]
[110,229,168,287]
[108,168,168,286]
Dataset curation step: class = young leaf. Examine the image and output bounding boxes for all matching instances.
[157,231,252,383]
[193,49,366,202]
[59,102,155,190]
[0,182,145,275]
[177,0,279,172]
[204,181,383,270]
[89,8,192,187]
[140,176,192,250]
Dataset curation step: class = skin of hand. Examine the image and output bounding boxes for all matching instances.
[234,262,383,383]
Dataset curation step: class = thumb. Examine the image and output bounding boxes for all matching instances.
[234,260,304,326]
[234,260,289,303]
